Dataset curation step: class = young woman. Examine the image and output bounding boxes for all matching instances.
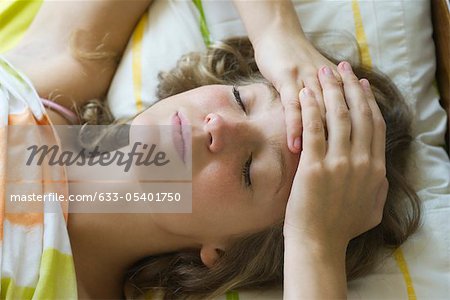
[0,2,420,300]
[68,37,419,299]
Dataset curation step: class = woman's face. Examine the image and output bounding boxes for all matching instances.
[133,83,299,246]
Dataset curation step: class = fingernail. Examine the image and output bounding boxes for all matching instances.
[342,61,352,72]
[294,137,301,150]
[360,78,370,89]
[301,87,313,97]
[300,88,307,97]
[322,66,332,77]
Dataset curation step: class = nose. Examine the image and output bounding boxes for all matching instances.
[203,113,232,153]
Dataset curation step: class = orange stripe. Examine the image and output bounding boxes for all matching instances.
[5,212,43,226]
[7,107,50,125]
[131,13,148,112]
[5,109,67,224]
[8,109,38,125]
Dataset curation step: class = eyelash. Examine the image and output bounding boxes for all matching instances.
[233,85,247,113]
[232,86,252,188]
[242,155,252,188]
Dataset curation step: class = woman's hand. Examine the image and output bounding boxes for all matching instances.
[253,30,340,153]
[283,61,388,250]
[232,0,339,153]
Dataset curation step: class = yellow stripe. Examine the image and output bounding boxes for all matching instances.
[393,247,417,300]
[351,0,372,68]
[351,3,415,298]
[131,13,148,112]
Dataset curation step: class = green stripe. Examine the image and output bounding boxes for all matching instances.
[34,248,78,299]
[0,0,44,54]
[1,278,35,300]
[0,248,76,300]
[192,0,211,47]
[226,290,239,300]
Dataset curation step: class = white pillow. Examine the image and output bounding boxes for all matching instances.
[106,1,450,299]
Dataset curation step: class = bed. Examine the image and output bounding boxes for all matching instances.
[1,0,449,299]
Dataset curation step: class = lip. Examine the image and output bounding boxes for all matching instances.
[171,111,191,163]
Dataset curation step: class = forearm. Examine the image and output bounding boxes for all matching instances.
[283,237,347,299]
[232,0,305,45]
[3,0,152,109]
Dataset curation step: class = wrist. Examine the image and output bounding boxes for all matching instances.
[284,226,349,256]
[284,233,348,299]
[252,24,308,52]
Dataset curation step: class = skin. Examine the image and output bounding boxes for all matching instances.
[66,82,299,298]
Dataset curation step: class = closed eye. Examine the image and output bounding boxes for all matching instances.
[232,86,252,189]
[242,154,252,188]
[233,85,247,114]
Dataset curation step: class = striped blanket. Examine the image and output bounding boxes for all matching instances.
[0,56,77,299]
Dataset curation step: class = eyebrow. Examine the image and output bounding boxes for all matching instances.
[265,83,280,107]
[263,84,287,195]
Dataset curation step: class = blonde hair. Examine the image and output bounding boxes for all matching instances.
[74,37,421,299]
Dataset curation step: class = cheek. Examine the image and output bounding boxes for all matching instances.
[191,165,251,234]
[193,162,239,208]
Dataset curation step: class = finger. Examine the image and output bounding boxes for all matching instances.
[360,78,386,164]
[318,66,351,156]
[337,61,373,155]
[303,77,326,125]
[299,87,326,159]
[280,81,304,153]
